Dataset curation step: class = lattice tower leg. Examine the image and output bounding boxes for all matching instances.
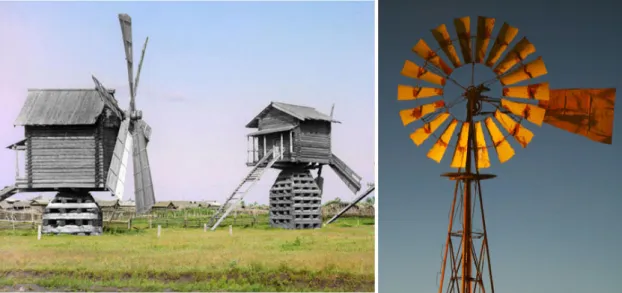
[437,174,495,293]
[42,191,103,236]
[270,168,322,229]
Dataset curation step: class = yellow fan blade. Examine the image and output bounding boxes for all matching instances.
[431,24,462,68]
[499,57,547,86]
[503,82,549,101]
[454,17,472,64]
[484,117,515,163]
[397,85,443,100]
[539,88,616,144]
[500,99,546,126]
[412,39,453,75]
[485,22,519,67]
[474,122,491,169]
[494,110,534,148]
[401,60,447,86]
[410,112,450,146]
[475,16,495,63]
[493,37,536,75]
[399,100,446,126]
[427,119,459,163]
[450,122,470,168]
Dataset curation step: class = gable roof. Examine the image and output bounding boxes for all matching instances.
[153,201,174,208]
[246,102,340,128]
[14,89,122,126]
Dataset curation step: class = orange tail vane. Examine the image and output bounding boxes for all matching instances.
[474,122,491,169]
[500,99,546,126]
[399,100,446,126]
[428,119,459,163]
[485,22,519,68]
[454,17,472,64]
[503,82,550,101]
[410,112,450,146]
[450,122,470,168]
[494,37,536,75]
[485,117,515,163]
[494,110,534,148]
[539,88,616,144]
[401,60,447,86]
[431,24,462,68]
[397,85,444,100]
[499,57,547,86]
[475,16,495,63]
[412,39,453,75]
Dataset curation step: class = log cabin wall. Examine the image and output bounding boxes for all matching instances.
[294,120,331,163]
[100,110,121,186]
[257,108,297,131]
[25,125,99,188]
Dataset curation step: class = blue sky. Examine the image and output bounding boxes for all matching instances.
[0,1,375,204]
[379,0,622,292]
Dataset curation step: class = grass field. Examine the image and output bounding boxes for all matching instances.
[0,217,374,292]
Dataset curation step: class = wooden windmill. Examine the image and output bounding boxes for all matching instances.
[0,14,156,235]
[208,102,364,230]
[396,16,615,293]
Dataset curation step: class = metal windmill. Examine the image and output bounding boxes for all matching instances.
[396,16,615,293]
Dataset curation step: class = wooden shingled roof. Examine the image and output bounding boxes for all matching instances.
[245,101,340,128]
[14,89,123,126]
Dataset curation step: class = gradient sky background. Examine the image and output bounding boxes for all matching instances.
[0,1,375,205]
[379,0,622,292]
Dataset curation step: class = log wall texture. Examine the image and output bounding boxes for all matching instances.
[295,121,331,163]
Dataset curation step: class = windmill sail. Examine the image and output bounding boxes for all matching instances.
[106,119,132,200]
[132,120,156,214]
[539,88,616,144]
[329,154,362,194]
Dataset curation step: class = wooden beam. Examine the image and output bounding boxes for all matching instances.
[263,136,267,157]
[15,149,19,179]
[280,133,284,159]
[289,131,293,154]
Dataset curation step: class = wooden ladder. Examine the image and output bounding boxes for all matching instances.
[208,148,281,230]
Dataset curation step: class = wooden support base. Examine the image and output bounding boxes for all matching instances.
[41,191,103,236]
[269,167,322,229]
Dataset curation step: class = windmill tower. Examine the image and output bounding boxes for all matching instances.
[208,102,364,230]
[396,16,615,293]
[0,13,156,235]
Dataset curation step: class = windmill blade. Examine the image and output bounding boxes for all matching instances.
[134,37,149,96]
[106,119,132,200]
[484,117,515,163]
[410,112,450,146]
[454,16,473,64]
[427,119,459,163]
[431,24,462,68]
[401,60,447,86]
[539,88,616,144]
[132,120,156,214]
[450,122,470,168]
[474,122,491,169]
[91,75,124,119]
[493,37,536,75]
[397,85,443,100]
[503,82,550,101]
[485,22,519,67]
[494,110,534,148]
[500,99,546,126]
[499,57,547,86]
[119,13,135,102]
[475,16,495,63]
[399,100,446,126]
[412,39,453,75]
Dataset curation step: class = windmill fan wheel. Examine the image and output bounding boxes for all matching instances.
[397,16,551,170]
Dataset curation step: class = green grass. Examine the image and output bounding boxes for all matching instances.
[0,217,374,292]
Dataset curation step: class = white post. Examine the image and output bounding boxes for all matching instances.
[229,225,233,236]
[15,148,19,179]
[149,216,152,229]
[204,223,207,232]
[289,131,293,154]
[157,225,161,238]
[280,133,284,159]
[37,225,41,240]
[263,136,267,157]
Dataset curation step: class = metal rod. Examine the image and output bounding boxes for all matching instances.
[462,90,475,293]
[438,178,461,293]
